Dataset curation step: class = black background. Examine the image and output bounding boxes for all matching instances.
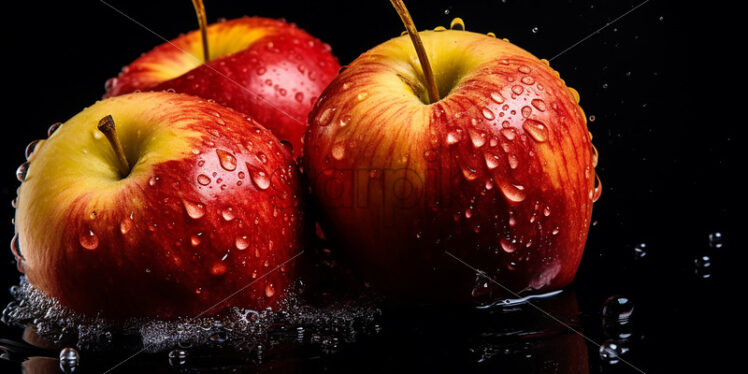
[0,1,736,373]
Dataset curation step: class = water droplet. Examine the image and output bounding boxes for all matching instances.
[149,176,159,186]
[294,92,304,103]
[708,232,723,249]
[500,128,516,141]
[182,199,206,219]
[447,130,461,145]
[499,182,526,202]
[16,162,29,182]
[10,232,23,260]
[512,85,524,95]
[469,130,486,148]
[599,340,627,364]
[449,17,465,31]
[589,115,596,122]
[265,283,276,297]
[331,143,345,160]
[633,243,647,259]
[317,107,333,126]
[216,149,237,171]
[79,229,99,250]
[47,122,63,136]
[462,167,478,181]
[508,154,519,169]
[694,255,712,279]
[356,92,369,101]
[222,207,235,221]
[197,174,211,185]
[522,119,549,142]
[249,165,271,190]
[59,347,79,371]
[521,76,535,85]
[484,152,500,169]
[190,234,201,246]
[235,235,249,250]
[481,108,495,120]
[531,98,547,112]
[531,26,539,34]
[521,105,533,118]
[25,140,41,160]
[168,349,187,367]
[602,295,634,322]
[120,216,133,234]
[500,237,517,253]
[339,114,352,127]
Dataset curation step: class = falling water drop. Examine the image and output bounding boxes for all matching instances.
[317,107,333,126]
[481,108,495,120]
[222,207,235,221]
[484,152,500,169]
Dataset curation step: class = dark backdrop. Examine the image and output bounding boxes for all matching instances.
[0,1,736,373]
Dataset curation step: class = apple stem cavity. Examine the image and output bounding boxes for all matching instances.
[191,0,210,62]
[389,0,440,104]
[97,115,131,178]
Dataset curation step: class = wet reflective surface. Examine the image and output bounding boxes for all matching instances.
[1,0,734,373]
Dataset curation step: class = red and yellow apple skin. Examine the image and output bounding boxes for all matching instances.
[304,30,597,301]
[16,92,303,318]
[104,17,340,158]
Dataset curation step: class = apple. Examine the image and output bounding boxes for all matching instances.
[104,15,340,158]
[14,91,303,318]
[304,3,598,302]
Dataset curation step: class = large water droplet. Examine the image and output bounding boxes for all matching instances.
[484,152,500,169]
[216,149,237,171]
[469,130,486,148]
[449,17,465,30]
[222,207,235,221]
[25,140,41,160]
[447,130,461,145]
[490,92,504,104]
[265,283,276,298]
[79,229,99,250]
[16,162,30,182]
[531,98,547,112]
[47,122,63,137]
[317,107,333,126]
[481,108,495,120]
[182,199,206,219]
[708,232,723,249]
[499,182,526,202]
[331,143,345,160]
[235,235,249,250]
[248,165,271,190]
[197,174,211,186]
[500,237,517,253]
[522,119,549,143]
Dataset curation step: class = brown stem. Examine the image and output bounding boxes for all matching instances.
[191,0,210,62]
[389,0,439,104]
[97,115,130,177]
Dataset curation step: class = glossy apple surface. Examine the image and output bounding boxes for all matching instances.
[15,92,303,318]
[304,30,597,301]
[105,17,340,157]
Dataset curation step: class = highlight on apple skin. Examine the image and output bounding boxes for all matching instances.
[15,92,304,318]
[104,17,340,158]
[304,30,599,302]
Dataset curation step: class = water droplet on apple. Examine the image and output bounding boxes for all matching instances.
[469,130,486,148]
[483,152,500,169]
[265,283,275,298]
[233,235,250,250]
[216,149,237,171]
[339,114,352,127]
[508,154,519,169]
[182,199,206,219]
[16,162,29,182]
[593,174,603,202]
[521,105,533,118]
[552,227,560,235]
[294,92,304,103]
[197,174,211,186]
[25,140,41,160]
[499,182,526,202]
[331,143,345,160]
[449,17,465,31]
[530,99,547,112]
[221,207,235,221]
[248,166,271,190]
[521,76,535,85]
[149,176,159,186]
[447,130,461,145]
[356,92,369,101]
[316,107,333,126]
[190,234,201,247]
[211,263,227,276]
[500,128,516,141]
[512,85,524,95]
[518,65,532,74]
[47,122,63,137]
[500,237,517,253]
[522,119,549,143]
[79,229,99,250]
[481,108,495,120]
[490,92,505,104]
[10,232,24,260]
[120,217,133,234]
[462,167,478,181]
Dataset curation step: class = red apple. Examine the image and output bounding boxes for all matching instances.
[14,92,303,318]
[304,24,598,301]
[104,16,340,158]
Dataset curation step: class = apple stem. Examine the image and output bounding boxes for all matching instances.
[191,0,210,62]
[389,0,440,104]
[97,115,131,177]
